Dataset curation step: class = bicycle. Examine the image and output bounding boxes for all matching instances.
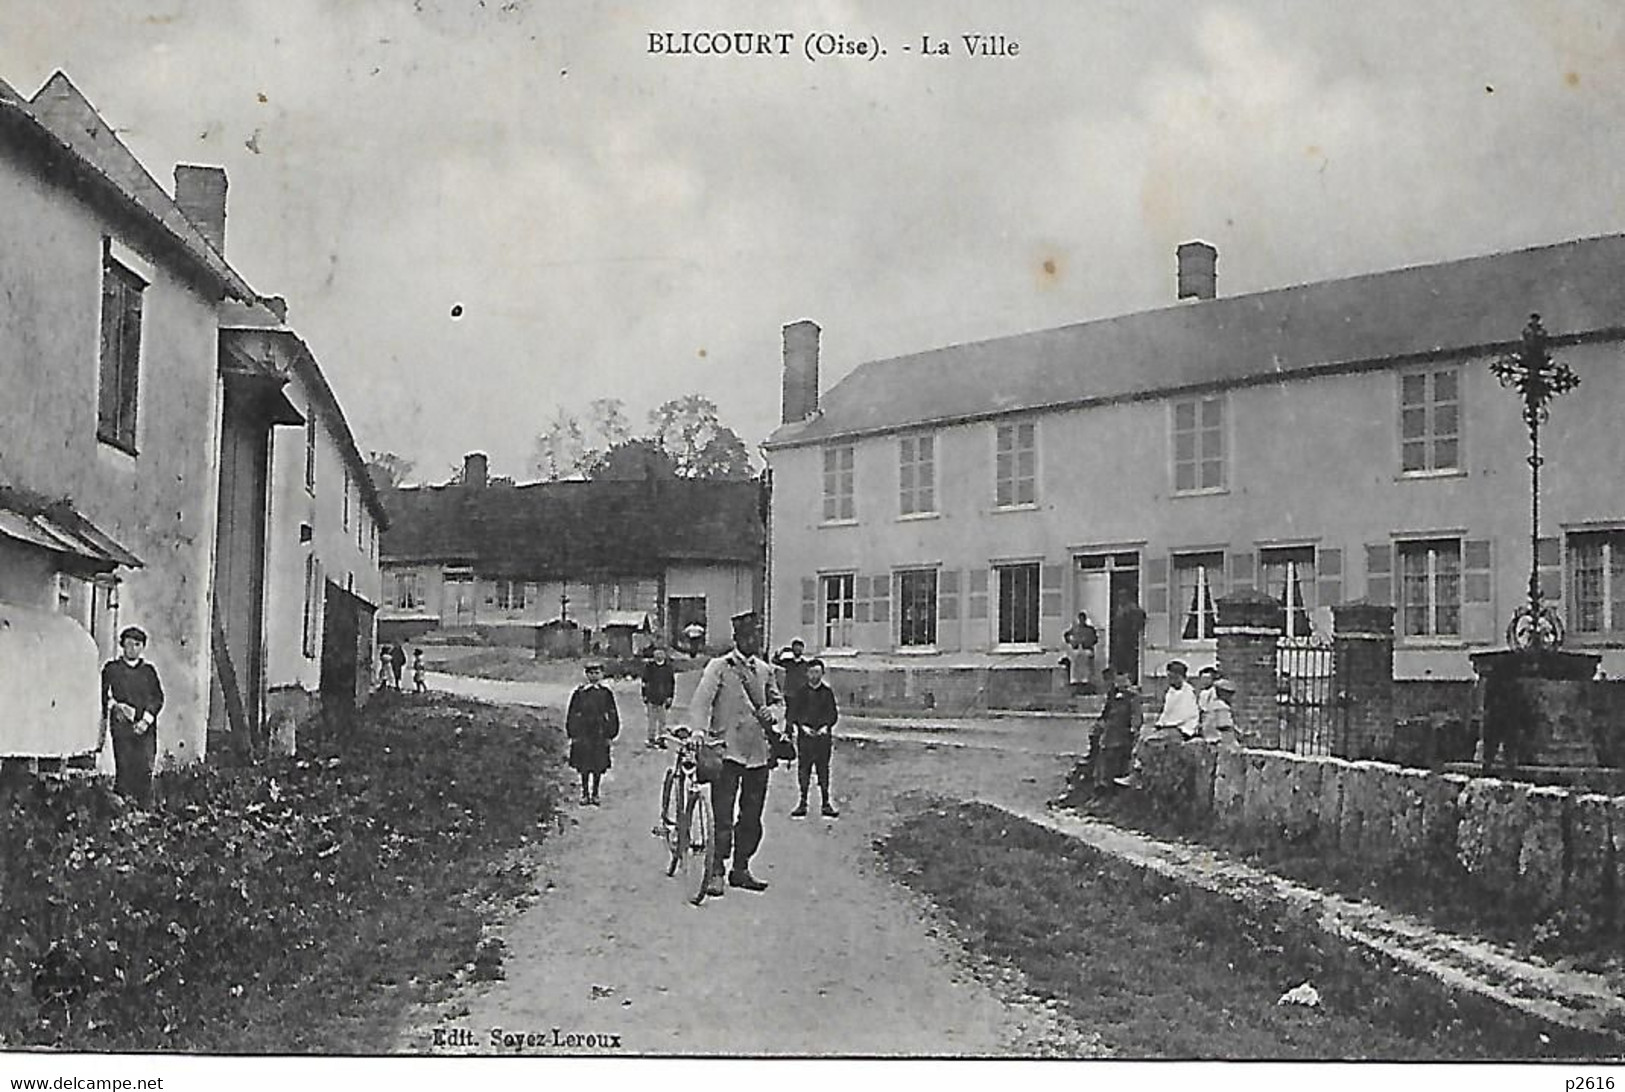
[653,725,716,905]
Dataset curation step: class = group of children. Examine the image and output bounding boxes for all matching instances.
[562,636,845,817]
[1089,659,1245,789]
[378,642,427,693]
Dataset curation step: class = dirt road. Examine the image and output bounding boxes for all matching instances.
[396,675,1100,1056]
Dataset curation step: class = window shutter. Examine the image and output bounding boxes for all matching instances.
[938,569,961,651]
[1228,551,1255,592]
[118,284,142,445]
[1040,564,1064,617]
[1462,538,1495,644]
[1317,547,1343,609]
[1536,536,1562,602]
[1143,556,1169,649]
[968,568,989,620]
[800,579,816,626]
[1365,543,1392,605]
[871,573,890,625]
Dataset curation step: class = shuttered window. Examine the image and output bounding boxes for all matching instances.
[97,246,146,453]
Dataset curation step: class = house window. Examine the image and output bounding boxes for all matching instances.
[1398,539,1462,637]
[304,413,317,493]
[897,569,938,647]
[994,422,1036,508]
[1174,552,1224,641]
[822,444,855,522]
[1259,546,1316,638]
[1172,395,1225,493]
[97,246,146,453]
[994,562,1040,645]
[821,573,856,648]
[899,434,936,516]
[1569,531,1625,636]
[392,571,422,610]
[493,579,526,611]
[1400,368,1461,474]
[301,555,322,658]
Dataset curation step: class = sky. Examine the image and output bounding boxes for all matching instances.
[4,1,1623,484]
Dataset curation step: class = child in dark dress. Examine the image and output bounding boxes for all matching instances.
[566,662,620,805]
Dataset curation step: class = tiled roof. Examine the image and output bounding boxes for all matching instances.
[379,478,764,577]
[767,234,1625,449]
[2,71,255,302]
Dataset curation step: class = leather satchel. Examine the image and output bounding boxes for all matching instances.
[694,739,726,784]
[731,657,795,764]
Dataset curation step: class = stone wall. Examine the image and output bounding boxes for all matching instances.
[1133,739,1623,927]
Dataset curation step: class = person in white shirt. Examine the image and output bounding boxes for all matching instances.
[1194,665,1218,722]
[1115,660,1200,787]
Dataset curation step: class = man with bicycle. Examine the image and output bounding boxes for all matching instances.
[688,610,785,896]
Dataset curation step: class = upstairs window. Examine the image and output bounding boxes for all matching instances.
[1172,395,1225,493]
[97,244,146,453]
[1400,368,1461,474]
[899,433,936,516]
[304,413,317,494]
[822,444,855,522]
[994,422,1036,508]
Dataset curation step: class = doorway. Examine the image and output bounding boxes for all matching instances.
[1075,552,1142,683]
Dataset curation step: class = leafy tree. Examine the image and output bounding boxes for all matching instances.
[364,451,415,490]
[591,438,679,481]
[585,398,631,449]
[648,395,756,479]
[530,408,591,481]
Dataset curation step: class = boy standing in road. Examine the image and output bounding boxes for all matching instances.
[101,626,163,805]
[566,661,620,806]
[641,644,676,748]
[1090,666,1142,788]
[788,659,839,819]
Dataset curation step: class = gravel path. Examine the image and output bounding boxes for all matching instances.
[396,675,1101,1057]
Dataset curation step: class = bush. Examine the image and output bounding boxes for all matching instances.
[0,692,561,1051]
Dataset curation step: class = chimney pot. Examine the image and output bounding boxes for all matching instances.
[174,164,228,254]
[463,452,489,489]
[781,320,821,425]
[1176,241,1217,301]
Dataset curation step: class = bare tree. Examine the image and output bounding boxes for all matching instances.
[364,450,415,490]
[530,408,591,480]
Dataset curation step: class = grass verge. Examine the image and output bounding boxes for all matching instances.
[876,799,1622,1060]
[1065,775,1625,986]
[0,691,562,1053]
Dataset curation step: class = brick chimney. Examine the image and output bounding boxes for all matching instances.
[174,164,228,254]
[463,452,488,489]
[1176,241,1217,301]
[781,319,820,424]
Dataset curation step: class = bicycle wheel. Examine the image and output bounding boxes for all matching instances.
[663,767,683,877]
[681,791,715,906]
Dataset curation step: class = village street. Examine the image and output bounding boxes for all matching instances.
[396,674,1103,1057]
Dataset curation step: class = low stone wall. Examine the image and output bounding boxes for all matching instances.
[1134,739,1624,927]
[826,664,1071,715]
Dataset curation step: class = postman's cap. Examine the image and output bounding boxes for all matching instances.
[730,610,760,637]
[1214,677,1236,693]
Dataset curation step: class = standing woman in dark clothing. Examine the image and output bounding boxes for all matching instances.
[101,626,163,805]
[566,661,620,805]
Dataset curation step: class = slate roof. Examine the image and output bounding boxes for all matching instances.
[766,234,1625,449]
[0,71,256,301]
[379,478,764,579]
